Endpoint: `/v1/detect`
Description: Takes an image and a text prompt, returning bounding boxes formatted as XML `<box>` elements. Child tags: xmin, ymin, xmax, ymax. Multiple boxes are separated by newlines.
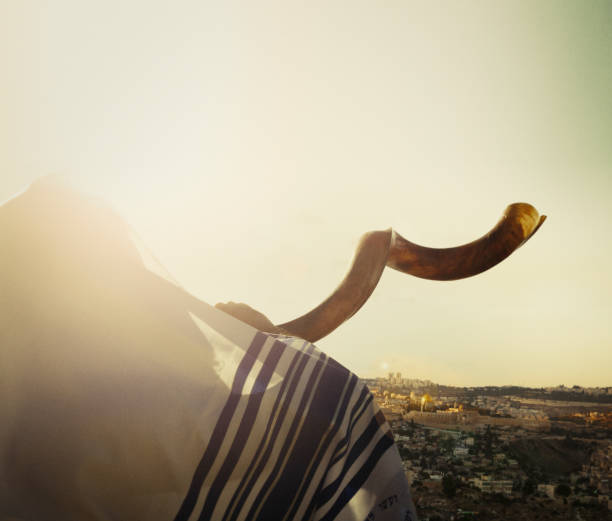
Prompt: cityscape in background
<box><xmin>363</xmin><ymin>373</ymin><xmax>612</xmax><ymax>521</ymax></box>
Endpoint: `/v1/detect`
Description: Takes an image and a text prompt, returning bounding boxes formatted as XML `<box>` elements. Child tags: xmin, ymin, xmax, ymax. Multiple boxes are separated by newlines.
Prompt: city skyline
<box><xmin>2</xmin><ymin>1</ymin><xmax>611</xmax><ymax>387</ymax></box>
<box><xmin>367</xmin><ymin>372</ymin><xmax>612</xmax><ymax>396</ymax></box>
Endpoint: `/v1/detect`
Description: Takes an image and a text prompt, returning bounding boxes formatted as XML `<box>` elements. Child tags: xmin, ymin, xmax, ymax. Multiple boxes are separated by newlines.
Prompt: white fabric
<box><xmin>0</xmin><ymin>179</ymin><xmax>417</xmax><ymax>521</ymax></box>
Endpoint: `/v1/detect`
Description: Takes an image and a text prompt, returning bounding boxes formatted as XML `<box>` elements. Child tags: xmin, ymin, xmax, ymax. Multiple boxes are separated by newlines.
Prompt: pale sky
<box><xmin>2</xmin><ymin>1</ymin><xmax>611</xmax><ymax>387</ymax></box>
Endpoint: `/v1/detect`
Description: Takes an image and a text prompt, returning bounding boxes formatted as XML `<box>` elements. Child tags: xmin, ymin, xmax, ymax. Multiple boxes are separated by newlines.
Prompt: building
<box><xmin>453</xmin><ymin>447</ymin><xmax>469</xmax><ymax>457</ymax></box>
<box><xmin>472</xmin><ymin>475</ymin><xmax>513</xmax><ymax>495</ymax></box>
<box><xmin>537</xmin><ymin>484</ymin><xmax>555</xmax><ymax>499</ymax></box>
<box><xmin>493</xmin><ymin>453</ymin><xmax>506</xmax><ymax>465</ymax></box>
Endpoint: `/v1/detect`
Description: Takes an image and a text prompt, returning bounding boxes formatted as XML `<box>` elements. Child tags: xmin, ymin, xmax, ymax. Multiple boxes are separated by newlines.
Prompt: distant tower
<box><xmin>388</xmin><ymin>372</ymin><xmax>394</xmax><ymax>382</ymax></box>
<box><xmin>396</xmin><ymin>372</ymin><xmax>401</xmax><ymax>383</ymax></box>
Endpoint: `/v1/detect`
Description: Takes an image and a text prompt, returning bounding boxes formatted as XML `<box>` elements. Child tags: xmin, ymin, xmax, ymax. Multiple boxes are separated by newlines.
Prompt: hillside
<box><xmin>508</xmin><ymin>437</ymin><xmax>592</xmax><ymax>475</ymax></box>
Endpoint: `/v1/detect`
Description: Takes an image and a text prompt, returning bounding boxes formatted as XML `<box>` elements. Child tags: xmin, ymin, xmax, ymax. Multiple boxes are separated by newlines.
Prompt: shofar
<box><xmin>272</xmin><ymin>203</ymin><xmax>545</xmax><ymax>342</ymax></box>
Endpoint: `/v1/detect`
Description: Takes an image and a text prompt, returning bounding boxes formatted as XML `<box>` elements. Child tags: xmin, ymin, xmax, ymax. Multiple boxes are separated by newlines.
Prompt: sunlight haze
<box><xmin>2</xmin><ymin>1</ymin><xmax>611</xmax><ymax>387</ymax></box>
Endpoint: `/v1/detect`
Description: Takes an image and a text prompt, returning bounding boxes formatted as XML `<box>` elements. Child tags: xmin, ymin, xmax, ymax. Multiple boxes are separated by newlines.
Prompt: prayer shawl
<box><xmin>0</xmin><ymin>179</ymin><xmax>417</xmax><ymax>521</ymax></box>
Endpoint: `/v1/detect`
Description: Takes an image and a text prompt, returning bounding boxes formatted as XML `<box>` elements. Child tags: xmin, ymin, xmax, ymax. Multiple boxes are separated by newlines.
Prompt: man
<box><xmin>0</xmin><ymin>178</ymin><xmax>417</xmax><ymax>520</ymax></box>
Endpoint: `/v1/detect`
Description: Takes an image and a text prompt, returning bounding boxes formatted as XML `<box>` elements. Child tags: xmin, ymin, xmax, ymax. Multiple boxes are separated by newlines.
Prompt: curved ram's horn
<box><xmin>277</xmin><ymin>203</ymin><xmax>546</xmax><ymax>342</ymax></box>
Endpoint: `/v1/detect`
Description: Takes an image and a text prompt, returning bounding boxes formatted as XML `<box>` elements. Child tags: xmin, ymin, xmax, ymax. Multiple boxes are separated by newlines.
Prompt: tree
<box><xmin>483</xmin><ymin>425</ymin><xmax>493</xmax><ymax>459</ymax></box>
<box><xmin>440</xmin><ymin>435</ymin><xmax>456</xmax><ymax>456</ymax></box>
<box><xmin>523</xmin><ymin>479</ymin><xmax>536</xmax><ymax>496</ymax></box>
<box><xmin>555</xmin><ymin>483</ymin><xmax>571</xmax><ymax>498</ymax></box>
<box><xmin>442</xmin><ymin>474</ymin><xmax>458</xmax><ymax>498</ymax></box>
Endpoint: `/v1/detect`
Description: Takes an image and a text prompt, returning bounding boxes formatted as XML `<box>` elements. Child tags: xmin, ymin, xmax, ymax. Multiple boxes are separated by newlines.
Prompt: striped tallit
<box><xmin>0</xmin><ymin>178</ymin><xmax>417</xmax><ymax>521</ymax></box>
